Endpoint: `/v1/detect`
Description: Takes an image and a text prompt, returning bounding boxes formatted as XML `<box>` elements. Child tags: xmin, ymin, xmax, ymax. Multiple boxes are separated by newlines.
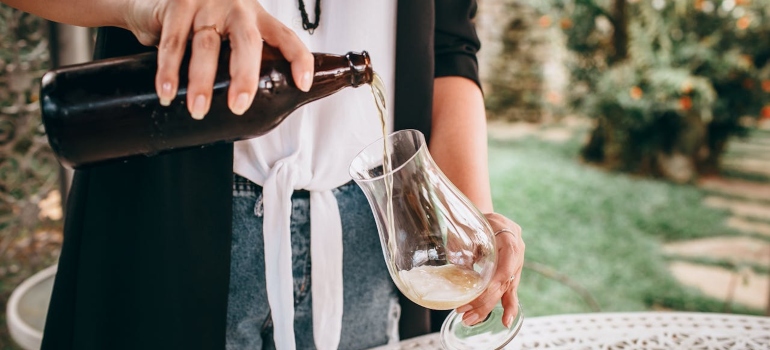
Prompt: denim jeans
<box><xmin>227</xmin><ymin>175</ymin><xmax>399</xmax><ymax>350</ymax></box>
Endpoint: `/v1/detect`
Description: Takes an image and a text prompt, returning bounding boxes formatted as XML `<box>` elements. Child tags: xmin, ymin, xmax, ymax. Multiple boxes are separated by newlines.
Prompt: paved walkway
<box><xmin>667</xmin><ymin>125</ymin><xmax>770</xmax><ymax>312</ymax></box>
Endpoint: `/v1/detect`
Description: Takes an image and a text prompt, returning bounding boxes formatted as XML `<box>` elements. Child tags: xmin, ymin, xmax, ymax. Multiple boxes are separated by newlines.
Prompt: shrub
<box><xmin>530</xmin><ymin>0</ymin><xmax>770</xmax><ymax>182</ymax></box>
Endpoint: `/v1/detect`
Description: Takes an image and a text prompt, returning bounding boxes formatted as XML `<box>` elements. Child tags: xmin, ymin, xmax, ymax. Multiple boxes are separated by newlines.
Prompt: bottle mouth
<box><xmin>347</xmin><ymin>50</ymin><xmax>373</xmax><ymax>87</ymax></box>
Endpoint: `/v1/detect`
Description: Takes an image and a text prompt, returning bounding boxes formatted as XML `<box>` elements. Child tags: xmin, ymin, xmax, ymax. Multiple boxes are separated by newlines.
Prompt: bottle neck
<box><xmin>347</xmin><ymin>51</ymin><xmax>372</xmax><ymax>87</ymax></box>
<box><xmin>233</xmin><ymin>43</ymin><xmax>372</xmax><ymax>88</ymax></box>
<box><xmin>310</xmin><ymin>50</ymin><xmax>372</xmax><ymax>91</ymax></box>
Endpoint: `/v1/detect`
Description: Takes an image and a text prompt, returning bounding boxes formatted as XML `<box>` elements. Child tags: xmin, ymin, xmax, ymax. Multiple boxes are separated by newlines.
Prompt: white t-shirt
<box><xmin>232</xmin><ymin>1</ymin><xmax>396</xmax><ymax>349</ymax></box>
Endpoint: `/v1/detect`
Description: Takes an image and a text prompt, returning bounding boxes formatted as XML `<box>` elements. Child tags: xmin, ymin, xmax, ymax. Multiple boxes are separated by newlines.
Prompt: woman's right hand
<box><xmin>124</xmin><ymin>0</ymin><xmax>314</xmax><ymax>119</ymax></box>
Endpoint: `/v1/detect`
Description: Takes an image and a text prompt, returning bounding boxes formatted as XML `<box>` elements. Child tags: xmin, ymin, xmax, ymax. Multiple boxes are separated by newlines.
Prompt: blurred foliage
<box><xmin>484</xmin><ymin>1</ymin><xmax>551</xmax><ymax>122</ymax></box>
<box><xmin>0</xmin><ymin>4</ymin><xmax>62</xmax><ymax>350</ymax></box>
<box><xmin>525</xmin><ymin>0</ymin><xmax>770</xmax><ymax>182</ymax></box>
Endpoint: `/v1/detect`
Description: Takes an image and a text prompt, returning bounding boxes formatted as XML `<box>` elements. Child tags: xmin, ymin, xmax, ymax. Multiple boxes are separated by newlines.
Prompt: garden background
<box><xmin>1</xmin><ymin>0</ymin><xmax>769</xmax><ymax>348</ymax></box>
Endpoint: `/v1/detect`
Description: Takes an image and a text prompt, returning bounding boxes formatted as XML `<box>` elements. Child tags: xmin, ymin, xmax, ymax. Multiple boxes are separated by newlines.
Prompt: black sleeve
<box><xmin>434</xmin><ymin>0</ymin><xmax>482</xmax><ymax>89</ymax></box>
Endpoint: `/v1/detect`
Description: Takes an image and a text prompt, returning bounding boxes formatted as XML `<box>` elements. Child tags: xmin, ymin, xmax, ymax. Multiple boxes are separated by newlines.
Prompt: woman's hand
<box><xmin>456</xmin><ymin>212</ymin><xmax>524</xmax><ymax>328</ymax></box>
<box><xmin>125</xmin><ymin>0</ymin><xmax>314</xmax><ymax>119</ymax></box>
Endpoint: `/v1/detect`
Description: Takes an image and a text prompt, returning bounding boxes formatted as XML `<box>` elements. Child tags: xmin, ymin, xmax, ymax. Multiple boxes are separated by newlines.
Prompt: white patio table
<box><xmin>370</xmin><ymin>312</ymin><xmax>770</xmax><ymax>349</ymax></box>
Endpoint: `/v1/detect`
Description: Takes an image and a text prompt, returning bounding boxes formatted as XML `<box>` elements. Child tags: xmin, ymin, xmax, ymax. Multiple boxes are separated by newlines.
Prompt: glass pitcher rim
<box><xmin>349</xmin><ymin>129</ymin><xmax>426</xmax><ymax>183</ymax></box>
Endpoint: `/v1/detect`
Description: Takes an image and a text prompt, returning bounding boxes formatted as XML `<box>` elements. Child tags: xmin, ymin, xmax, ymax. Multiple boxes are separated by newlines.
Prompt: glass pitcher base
<box><xmin>440</xmin><ymin>303</ymin><xmax>523</xmax><ymax>350</ymax></box>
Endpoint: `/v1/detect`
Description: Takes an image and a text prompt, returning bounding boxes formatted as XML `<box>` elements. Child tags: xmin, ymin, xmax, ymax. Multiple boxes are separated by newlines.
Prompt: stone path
<box><xmin>667</xmin><ymin>127</ymin><xmax>770</xmax><ymax>313</ymax></box>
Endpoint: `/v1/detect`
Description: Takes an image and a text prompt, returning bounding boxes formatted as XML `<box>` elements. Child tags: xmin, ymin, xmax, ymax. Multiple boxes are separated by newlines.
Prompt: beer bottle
<box><xmin>40</xmin><ymin>43</ymin><xmax>373</xmax><ymax>168</ymax></box>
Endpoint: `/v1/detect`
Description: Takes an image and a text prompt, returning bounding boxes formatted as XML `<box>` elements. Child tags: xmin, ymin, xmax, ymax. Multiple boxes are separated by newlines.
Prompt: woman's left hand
<box><xmin>456</xmin><ymin>212</ymin><xmax>525</xmax><ymax>328</ymax></box>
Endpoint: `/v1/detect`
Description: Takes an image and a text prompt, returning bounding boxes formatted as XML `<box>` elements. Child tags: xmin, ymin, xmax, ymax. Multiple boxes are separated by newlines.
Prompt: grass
<box><xmin>486</xmin><ymin>132</ymin><xmax>766</xmax><ymax>317</ymax></box>
<box><xmin>664</xmin><ymin>254</ymin><xmax>770</xmax><ymax>275</ymax></box>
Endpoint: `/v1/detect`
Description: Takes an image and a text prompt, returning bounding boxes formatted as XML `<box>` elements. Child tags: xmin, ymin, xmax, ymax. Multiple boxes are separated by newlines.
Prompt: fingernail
<box><xmin>191</xmin><ymin>94</ymin><xmax>207</xmax><ymax>120</ymax></box>
<box><xmin>232</xmin><ymin>93</ymin><xmax>250</xmax><ymax>115</ymax></box>
<box><xmin>456</xmin><ymin>305</ymin><xmax>472</xmax><ymax>314</ymax></box>
<box><xmin>463</xmin><ymin>312</ymin><xmax>479</xmax><ymax>326</ymax></box>
<box><xmin>505</xmin><ymin>315</ymin><xmax>513</xmax><ymax>328</ymax></box>
<box><xmin>300</xmin><ymin>72</ymin><xmax>312</xmax><ymax>92</ymax></box>
<box><xmin>160</xmin><ymin>82</ymin><xmax>173</xmax><ymax>106</ymax></box>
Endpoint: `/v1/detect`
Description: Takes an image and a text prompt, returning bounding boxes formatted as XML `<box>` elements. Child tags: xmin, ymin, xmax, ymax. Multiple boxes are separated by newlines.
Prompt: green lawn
<box><xmin>488</xmin><ymin>133</ymin><xmax>764</xmax><ymax>317</ymax></box>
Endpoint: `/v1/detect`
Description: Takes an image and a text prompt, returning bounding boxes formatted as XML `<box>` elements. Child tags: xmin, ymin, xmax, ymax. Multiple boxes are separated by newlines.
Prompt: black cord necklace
<box><xmin>297</xmin><ymin>0</ymin><xmax>321</xmax><ymax>34</ymax></box>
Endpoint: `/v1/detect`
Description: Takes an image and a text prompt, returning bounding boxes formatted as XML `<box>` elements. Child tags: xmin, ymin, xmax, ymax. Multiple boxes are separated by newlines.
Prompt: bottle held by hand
<box><xmin>40</xmin><ymin>43</ymin><xmax>372</xmax><ymax>168</ymax></box>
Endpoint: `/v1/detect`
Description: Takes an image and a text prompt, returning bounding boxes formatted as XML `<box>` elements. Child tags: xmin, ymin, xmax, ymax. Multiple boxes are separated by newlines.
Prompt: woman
<box><xmin>4</xmin><ymin>0</ymin><xmax>525</xmax><ymax>349</ymax></box>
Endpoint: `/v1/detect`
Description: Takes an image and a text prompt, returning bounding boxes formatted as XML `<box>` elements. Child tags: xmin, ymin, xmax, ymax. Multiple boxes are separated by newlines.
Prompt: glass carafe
<box><xmin>349</xmin><ymin>129</ymin><xmax>523</xmax><ymax>349</ymax></box>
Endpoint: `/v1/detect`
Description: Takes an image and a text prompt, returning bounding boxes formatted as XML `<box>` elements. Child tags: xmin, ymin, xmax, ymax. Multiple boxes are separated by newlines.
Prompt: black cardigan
<box><xmin>41</xmin><ymin>1</ymin><xmax>481</xmax><ymax>349</ymax></box>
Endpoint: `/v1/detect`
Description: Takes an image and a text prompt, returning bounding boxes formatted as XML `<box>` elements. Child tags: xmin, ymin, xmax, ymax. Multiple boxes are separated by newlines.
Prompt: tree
<box><xmin>484</xmin><ymin>0</ymin><xmax>552</xmax><ymax>122</ymax></box>
<box><xmin>530</xmin><ymin>0</ymin><xmax>770</xmax><ymax>182</ymax></box>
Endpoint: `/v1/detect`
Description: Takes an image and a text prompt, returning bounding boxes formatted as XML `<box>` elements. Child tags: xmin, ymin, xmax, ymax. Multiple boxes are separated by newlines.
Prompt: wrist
<box><xmin>73</xmin><ymin>0</ymin><xmax>132</xmax><ymax>28</ymax></box>
<box><xmin>484</xmin><ymin>212</ymin><xmax>516</xmax><ymax>228</ymax></box>
<box><xmin>108</xmin><ymin>0</ymin><xmax>131</xmax><ymax>29</ymax></box>
<box><xmin>119</xmin><ymin>0</ymin><xmax>163</xmax><ymax>46</ymax></box>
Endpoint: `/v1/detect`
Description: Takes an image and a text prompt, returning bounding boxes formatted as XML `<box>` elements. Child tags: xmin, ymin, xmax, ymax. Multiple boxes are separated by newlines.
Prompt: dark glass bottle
<box><xmin>40</xmin><ymin>43</ymin><xmax>373</xmax><ymax>168</ymax></box>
